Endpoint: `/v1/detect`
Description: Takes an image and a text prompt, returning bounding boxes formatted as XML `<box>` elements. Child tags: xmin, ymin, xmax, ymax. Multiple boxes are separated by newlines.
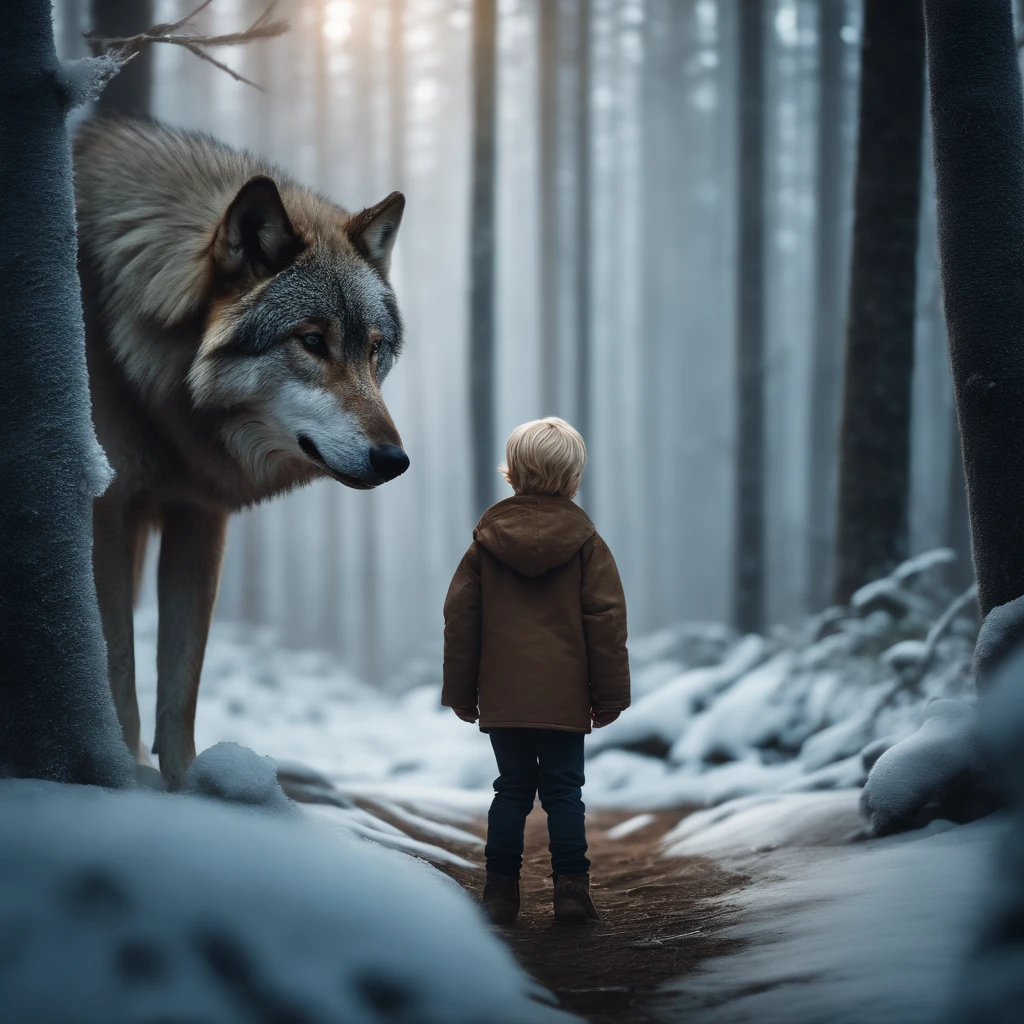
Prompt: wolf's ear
<box><xmin>213</xmin><ymin>176</ymin><xmax>304</xmax><ymax>281</ymax></box>
<box><xmin>347</xmin><ymin>191</ymin><xmax>405</xmax><ymax>278</ymax></box>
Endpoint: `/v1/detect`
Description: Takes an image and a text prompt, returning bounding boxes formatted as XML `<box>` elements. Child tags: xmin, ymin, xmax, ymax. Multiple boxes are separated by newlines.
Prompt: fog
<box><xmin>56</xmin><ymin>0</ymin><xmax>961</xmax><ymax>683</ymax></box>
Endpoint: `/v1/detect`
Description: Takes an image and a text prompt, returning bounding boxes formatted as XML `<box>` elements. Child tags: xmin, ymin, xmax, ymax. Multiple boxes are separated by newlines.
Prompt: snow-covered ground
<box><xmin>0</xmin><ymin>771</ymin><xmax>571</xmax><ymax>1023</ymax></box>
<box><xmin>134</xmin><ymin>549</ymin><xmax>977</xmax><ymax>816</ymax></box>
<box><xmin>656</xmin><ymin>791</ymin><xmax>1005</xmax><ymax>1024</ymax></box>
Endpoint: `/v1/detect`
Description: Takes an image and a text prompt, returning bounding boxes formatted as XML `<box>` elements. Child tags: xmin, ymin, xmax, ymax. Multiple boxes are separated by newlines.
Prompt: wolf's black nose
<box><xmin>369</xmin><ymin>444</ymin><xmax>410</xmax><ymax>482</ymax></box>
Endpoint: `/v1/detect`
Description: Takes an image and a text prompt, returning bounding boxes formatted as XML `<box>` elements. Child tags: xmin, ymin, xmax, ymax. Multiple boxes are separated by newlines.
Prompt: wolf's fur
<box><xmin>75</xmin><ymin>118</ymin><xmax>409</xmax><ymax>787</ymax></box>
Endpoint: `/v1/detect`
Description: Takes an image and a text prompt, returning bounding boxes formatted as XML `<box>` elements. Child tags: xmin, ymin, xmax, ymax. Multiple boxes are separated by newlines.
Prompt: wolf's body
<box><xmin>75</xmin><ymin>118</ymin><xmax>409</xmax><ymax>787</ymax></box>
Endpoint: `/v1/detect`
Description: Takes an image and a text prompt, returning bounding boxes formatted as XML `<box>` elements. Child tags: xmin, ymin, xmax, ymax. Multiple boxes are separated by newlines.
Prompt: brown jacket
<box><xmin>442</xmin><ymin>495</ymin><xmax>630</xmax><ymax>733</ymax></box>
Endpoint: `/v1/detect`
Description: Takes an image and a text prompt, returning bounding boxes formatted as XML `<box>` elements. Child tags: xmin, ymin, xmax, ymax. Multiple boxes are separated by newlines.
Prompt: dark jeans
<box><xmin>485</xmin><ymin>728</ymin><xmax>590</xmax><ymax>879</ymax></box>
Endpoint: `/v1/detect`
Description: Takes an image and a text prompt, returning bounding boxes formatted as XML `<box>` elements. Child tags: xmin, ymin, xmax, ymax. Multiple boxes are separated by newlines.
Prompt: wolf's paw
<box><xmin>157</xmin><ymin>743</ymin><xmax>196</xmax><ymax>793</ymax></box>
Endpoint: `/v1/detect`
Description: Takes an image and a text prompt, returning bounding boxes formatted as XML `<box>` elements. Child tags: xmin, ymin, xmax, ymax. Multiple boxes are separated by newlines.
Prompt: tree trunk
<box><xmin>0</xmin><ymin>1</ymin><xmax>135</xmax><ymax>786</ymax></box>
<box><xmin>574</xmin><ymin>0</ymin><xmax>592</xmax><ymax>493</ymax></box>
<box><xmin>806</xmin><ymin>0</ymin><xmax>845</xmax><ymax>611</ymax></box>
<box><xmin>538</xmin><ymin>0</ymin><xmax>559</xmax><ymax>418</ymax></box>
<box><xmin>732</xmin><ymin>1</ymin><xmax>766</xmax><ymax>634</ymax></box>
<box><xmin>832</xmin><ymin>0</ymin><xmax>924</xmax><ymax>604</ymax></box>
<box><xmin>469</xmin><ymin>0</ymin><xmax>498</xmax><ymax>515</ymax></box>
<box><xmin>923</xmin><ymin>0</ymin><xmax>1024</xmax><ymax>620</ymax></box>
<box><xmin>90</xmin><ymin>0</ymin><xmax>154</xmax><ymax>117</ymax></box>
<box><xmin>946</xmin><ymin>414</ymin><xmax>974</xmax><ymax>589</ymax></box>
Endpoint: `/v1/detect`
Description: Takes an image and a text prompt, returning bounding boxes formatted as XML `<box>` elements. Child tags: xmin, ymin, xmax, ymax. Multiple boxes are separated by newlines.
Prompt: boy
<box><xmin>442</xmin><ymin>417</ymin><xmax>630</xmax><ymax>926</ymax></box>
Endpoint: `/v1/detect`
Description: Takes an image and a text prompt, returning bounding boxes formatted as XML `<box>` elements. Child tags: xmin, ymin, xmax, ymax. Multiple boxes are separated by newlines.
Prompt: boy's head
<box><xmin>499</xmin><ymin>417</ymin><xmax>586</xmax><ymax>500</ymax></box>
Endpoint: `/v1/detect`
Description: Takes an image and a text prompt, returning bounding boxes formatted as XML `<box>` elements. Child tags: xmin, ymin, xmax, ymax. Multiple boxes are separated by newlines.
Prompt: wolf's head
<box><xmin>188</xmin><ymin>176</ymin><xmax>409</xmax><ymax>492</ymax></box>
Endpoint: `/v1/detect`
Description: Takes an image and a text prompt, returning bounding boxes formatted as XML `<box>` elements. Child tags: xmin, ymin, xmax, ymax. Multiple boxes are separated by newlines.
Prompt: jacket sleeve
<box><xmin>581</xmin><ymin>533</ymin><xmax>631</xmax><ymax>712</ymax></box>
<box><xmin>441</xmin><ymin>541</ymin><xmax>483</xmax><ymax>709</ymax></box>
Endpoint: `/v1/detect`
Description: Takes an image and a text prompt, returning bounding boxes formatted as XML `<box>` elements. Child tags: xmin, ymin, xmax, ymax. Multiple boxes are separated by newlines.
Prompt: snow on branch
<box><xmin>85</xmin><ymin>0</ymin><xmax>288</xmax><ymax>91</ymax></box>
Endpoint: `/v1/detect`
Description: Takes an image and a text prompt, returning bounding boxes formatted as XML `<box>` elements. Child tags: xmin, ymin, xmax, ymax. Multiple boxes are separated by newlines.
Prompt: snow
<box><xmin>859</xmin><ymin>698</ymin><xmax>997</xmax><ymax>836</ymax></box>
<box><xmin>130</xmin><ymin>549</ymin><xmax>976</xmax><ymax>816</ymax></box>
<box><xmin>972</xmin><ymin>591</ymin><xmax>1024</xmax><ymax>682</ymax></box>
<box><xmin>605</xmin><ymin>813</ymin><xmax>657</xmax><ymax>839</ymax></box>
<box><xmin>184</xmin><ymin>741</ymin><xmax>299</xmax><ymax>817</ymax></box>
<box><xmin>0</xmin><ymin>777</ymin><xmax>570</xmax><ymax>1024</ymax></box>
<box><xmin>950</xmin><ymin>640</ymin><xmax>1024</xmax><ymax>1020</ymax></box>
<box><xmin>659</xmin><ymin>789</ymin><xmax>1005</xmax><ymax>1024</ymax></box>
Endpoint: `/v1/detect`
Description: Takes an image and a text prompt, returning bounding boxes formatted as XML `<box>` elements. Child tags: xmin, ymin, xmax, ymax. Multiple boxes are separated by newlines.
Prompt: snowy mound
<box><xmin>0</xmin><ymin>779</ymin><xmax>568</xmax><ymax>1023</ymax></box>
<box><xmin>953</xmin><ymin>641</ymin><xmax>1024</xmax><ymax>1020</ymax></box>
<box><xmin>859</xmin><ymin>699</ymin><xmax>997</xmax><ymax>836</ymax></box>
<box><xmin>184</xmin><ymin>741</ymin><xmax>298</xmax><ymax>816</ymax></box>
<box><xmin>972</xmin><ymin>592</ymin><xmax>1024</xmax><ymax>685</ymax></box>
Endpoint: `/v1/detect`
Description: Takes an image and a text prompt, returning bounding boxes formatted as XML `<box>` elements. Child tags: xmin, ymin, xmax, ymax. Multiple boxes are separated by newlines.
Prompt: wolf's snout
<box><xmin>369</xmin><ymin>444</ymin><xmax>410</xmax><ymax>482</ymax></box>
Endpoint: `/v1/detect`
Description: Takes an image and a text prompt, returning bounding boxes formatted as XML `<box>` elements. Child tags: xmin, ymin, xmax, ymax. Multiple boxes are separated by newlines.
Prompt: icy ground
<box><xmin>134</xmin><ymin>548</ymin><xmax>978</xmax><ymax>816</ymax></box>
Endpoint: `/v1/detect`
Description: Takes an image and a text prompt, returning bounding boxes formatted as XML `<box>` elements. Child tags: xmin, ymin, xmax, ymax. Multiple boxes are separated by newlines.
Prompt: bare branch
<box><xmin>86</xmin><ymin>0</ymin><xmax>287</xmax><ymax>91</ymax></box>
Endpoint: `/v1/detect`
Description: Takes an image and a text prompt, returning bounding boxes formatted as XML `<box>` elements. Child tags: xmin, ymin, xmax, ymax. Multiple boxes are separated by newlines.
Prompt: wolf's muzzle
<box><xmin>369</xmin><ymin>444</ymin><xmax>410</xmax><ymax>483</ymax></box>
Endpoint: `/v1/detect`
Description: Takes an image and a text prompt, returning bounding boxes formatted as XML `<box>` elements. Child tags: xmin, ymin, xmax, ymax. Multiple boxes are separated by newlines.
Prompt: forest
<box><xmin>2</xmin><ymin>0</ymin><xmax>1024</xmax><ymax>1022</ymax></box>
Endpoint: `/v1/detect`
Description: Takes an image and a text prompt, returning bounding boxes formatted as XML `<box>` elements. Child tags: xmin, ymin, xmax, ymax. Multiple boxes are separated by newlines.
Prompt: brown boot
<box><xmin>553</xmin><ymin>873</ymin><xmax>600</xmax><ymax>925</ymax></box>
<box><xmin>482</xmin><ymin>873</ymin><xmax>520</xmax><ymax>926</ymax></box>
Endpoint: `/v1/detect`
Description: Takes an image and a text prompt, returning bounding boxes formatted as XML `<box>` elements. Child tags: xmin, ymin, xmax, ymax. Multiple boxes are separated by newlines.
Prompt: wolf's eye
<box><xmin>300</xmin><ymin>332</ymin><xmax>326</xmax><ymax>355</ymax></box>
<box><xmin>370</xmin><ymin>339</ymin><xmax>381</xmax><ymax>358</ymax></box>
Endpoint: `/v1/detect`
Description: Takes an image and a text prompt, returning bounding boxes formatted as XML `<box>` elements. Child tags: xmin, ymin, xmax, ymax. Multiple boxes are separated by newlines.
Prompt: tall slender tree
<box><xmin>469</xmin><ymin>0</ymin><xmax>498</xmax><ymax>515</ymax></box>
<box><xmin>732</xmin><ymin>1</ymin><xmax>766</xmax><ymax>633</ymax></box>
<box><xmin>90</xmin><ymin>0</ymin><xmax>154</xmax><ymax>117</ymax></box>
<box><xmin>574</xmin><ymin>0</ymin><xmax>592</xmax><ymax>463</ymax></box>
<box><xmin>0</xmin><ymin>1</ymin><xmax>135</xmax><ymax>786</ymax></box>
<box><xmin>538</xmin><ymin>0</ymin><xmax>560</xmax><ymax>418</ymax></box>
<box><xmin>924</xmin><ymin>0</ymin><xmax>1024</xmax><ymax>623</ymax></box>
<box><xmin>806</xmin><ymin>0</ymin><xmax>846</xmax><ymax>611</ymax></box>
<box><xmin>832</xmin><ymin>0</ymin><xmax>925</xmax><ymax>604</ymax></box>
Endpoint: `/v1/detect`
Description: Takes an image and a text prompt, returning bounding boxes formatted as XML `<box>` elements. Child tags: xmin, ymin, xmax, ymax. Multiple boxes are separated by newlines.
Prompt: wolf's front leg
<box><xmin>93</xmin><ymin>493</ymin><xmax>148</xmax><ymax>762</ymax></box>
<box><xmin>153</xmin><ymin>502</ymin><xmax>228</xmax><ymax>789</ymax></box>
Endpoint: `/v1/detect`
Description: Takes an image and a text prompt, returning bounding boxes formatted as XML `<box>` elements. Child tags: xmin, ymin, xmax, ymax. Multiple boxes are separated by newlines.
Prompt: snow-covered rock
<box><xmin>184</xmin><ymin>741</ymin><xmax>298</xmax><ymax>816</ymax></box>
<box><xmin>859</xmin><ymin>699</ymin><xmax>998</xmax><ymax>836</ymax></box>
<box><xmin>0</xmin><ymin>779</ymin><xmax>570</xmax><ymax>1023</ymax></box>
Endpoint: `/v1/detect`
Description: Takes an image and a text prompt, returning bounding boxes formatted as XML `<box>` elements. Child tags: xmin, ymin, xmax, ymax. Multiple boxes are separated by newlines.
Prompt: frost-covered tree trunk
<box><xmin>924</xmin><ymin>0</ymin><xmax>1024</xmax><ymax>620</ymax></box>
<box><xmin>469</xmin><ymin>0</ymin><xmax>498</xmax><ymax>515</ymax></box>
<box><xmin>90</xmin><ymin>0</ymin><xmax>153</xmax><ymax>117</ymax></box>
<box><xmin>806</xmin><ymin>0</ymin><xmax>846</xmax><ymax>611</ymax></box>
<box><xmin>0</xmin><ymin>1</ymin><xmax>135</xmax><ymax>786</ymax></box>
<box><xmin>832</xmin><ymin>0</ymin><xmax>924</xmax><ymax>604</ymax></box>
<box><xmin>733</xmin><ymin>1</ymin><xmax>766</xmax><ymax>634</ymax></box>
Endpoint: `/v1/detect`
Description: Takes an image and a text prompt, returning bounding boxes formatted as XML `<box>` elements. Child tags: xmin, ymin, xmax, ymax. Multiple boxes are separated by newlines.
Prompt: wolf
<box><xmin>74</xmin><ymin>118</ymin><xmax>409</xmax><ymax>788</ymax></box>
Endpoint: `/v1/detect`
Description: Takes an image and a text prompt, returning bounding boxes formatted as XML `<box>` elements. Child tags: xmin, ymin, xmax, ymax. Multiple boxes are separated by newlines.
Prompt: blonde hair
<box><xmin>498</xmin><ymin>417</ymin><xmax>587</xmax><ymax>499</ymax></box>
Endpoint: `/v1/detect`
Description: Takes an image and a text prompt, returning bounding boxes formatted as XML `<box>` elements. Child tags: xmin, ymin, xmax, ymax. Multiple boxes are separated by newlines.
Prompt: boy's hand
<box><xmin>453</xmin><ymin>706</ymin><xmax>479</xmax><ymax>724</ymax></box>
<box><xmin>592</xmin><ymin>709</ymin><xmax>620</xmax><ymax>728</ymax></box>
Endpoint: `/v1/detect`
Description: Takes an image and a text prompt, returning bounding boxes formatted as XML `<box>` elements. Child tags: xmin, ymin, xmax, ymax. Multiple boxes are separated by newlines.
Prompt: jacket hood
<box><xmin>474</xmin><ymin>495</ymin><xmax>596</xmax><ymax>577</ymax></box>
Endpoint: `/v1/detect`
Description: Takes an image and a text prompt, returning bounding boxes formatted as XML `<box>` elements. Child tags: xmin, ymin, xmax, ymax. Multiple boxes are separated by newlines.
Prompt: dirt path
<box><xmin>364</xmin><ymin>801</ymin><xmax>744</xmax><ymax>1022</ymax></box>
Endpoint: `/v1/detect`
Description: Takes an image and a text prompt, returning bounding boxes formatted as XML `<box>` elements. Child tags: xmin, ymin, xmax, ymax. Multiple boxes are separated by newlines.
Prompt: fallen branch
<box><xmin>85</xmin><ymin>0</ymin><xmax>287</xmax><ymax>90</ymax></box>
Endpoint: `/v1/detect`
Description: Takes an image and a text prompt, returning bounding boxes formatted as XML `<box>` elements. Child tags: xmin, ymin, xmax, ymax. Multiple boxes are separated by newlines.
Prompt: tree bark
<box><xmin>0</xmin><ymin>1</ymin><xmax>135</xmax><ymax>785</ymax></box>
<box><xmin>923</xmin><ymin>0</ymin><xmax>1024</xmax><ymax>620</ymax></box>
<box><xmin>732</xmin><ymin>1</ymin><xmax>766</xmax><ymax>634</ymax></box>
<box><xmin>806</xmin><ymin>0</ymin><xmax>845</xmax><ymax>611</ymax></box>
<box><xmin>469</xmin><ymin>0</ymin><xmax>498</xmax><ymax>516</ymax></box>
<box><xmin>832</xmin><ymin>0</ymin><xmax>924</xmax><ymax>604</ymax></box>
<box><xmin>90</xmin><ymin>0</ymin><xmax>154</xmax><ymax>117</ymax></box>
